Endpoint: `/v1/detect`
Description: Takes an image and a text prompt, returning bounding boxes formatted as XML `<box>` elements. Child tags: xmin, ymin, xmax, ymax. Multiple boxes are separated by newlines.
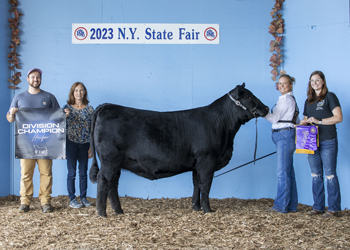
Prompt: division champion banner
<box><xmin>295</xmin><ymin>125</ymin><xmax>319</xmax><ymax>154</ymax></box>
<box><xmin>15</xmin><ymin>108</ymin><xmax>66</xmax><ymax>159</ymax></box>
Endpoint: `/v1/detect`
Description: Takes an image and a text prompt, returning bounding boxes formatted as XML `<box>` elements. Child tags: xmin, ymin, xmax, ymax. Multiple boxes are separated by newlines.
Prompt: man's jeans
<box><xmin>271</xmin><ymin>129</ymin><xmax>298</xmax><ymax>213</ymax></box>
<box><xmin>307</xmin><ymin>137</ymin><xmax>341</xmax><ymax>212</ymax></box>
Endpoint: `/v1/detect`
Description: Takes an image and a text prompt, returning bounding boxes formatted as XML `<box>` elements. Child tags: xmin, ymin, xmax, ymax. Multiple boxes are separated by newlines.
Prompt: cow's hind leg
<box><xmin>96</xmin><ymin>173</ymin><xmax>109</xmax><ymax>217</ymax></box>
<box><xmin>108</xmin><ymin>169</ymin><xmax>124</xmax><ymax>215</ymax></box>
<box><xmin>192</xmin><ymin>170</ymin><xmax>201</xmax><ymax>211</ymax></box>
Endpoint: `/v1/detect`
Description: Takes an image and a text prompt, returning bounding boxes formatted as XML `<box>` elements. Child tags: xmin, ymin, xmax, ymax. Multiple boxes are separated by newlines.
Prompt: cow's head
<box><xmin>228</xmin><ymin>83</ymin><xmax>269</xmax><ymax>119</ymax></box>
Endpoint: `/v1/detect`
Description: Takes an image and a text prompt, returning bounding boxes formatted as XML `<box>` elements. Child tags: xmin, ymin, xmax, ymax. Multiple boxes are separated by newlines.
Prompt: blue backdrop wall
<box><xmin>2</xmin><ymin>0</ymin><xmax>350</xmax><ymax>210</ymax></box>
<box><xmin>0</xmin><ymin>2</ymin><xmax>11</xmax><ymax>197</ymax></box>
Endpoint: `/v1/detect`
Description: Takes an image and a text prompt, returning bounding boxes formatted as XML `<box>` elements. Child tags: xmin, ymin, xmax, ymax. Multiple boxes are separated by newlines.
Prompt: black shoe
<box><xmin>266</xmin><ymin>208</ymin><xmax>280</xmax><ymax>213</ymax></box>
<box><xmin>322</xmin><ymin>211</ymin><xmax>340</xmax><ymax>218</ymax></box>
<box><xmin>42</xmin><ymin>204</ymin><xmax>53</xmax><ymax>213</ymax></box>
<box><xmin>18</xmin><ymin>204</ymin><xmax>29</xmax><ymax>213</ymax></box>
<box><xmin>307</xmin><ymin>210</ymin><xmax>324</xmax><ymax>215</ymax></box>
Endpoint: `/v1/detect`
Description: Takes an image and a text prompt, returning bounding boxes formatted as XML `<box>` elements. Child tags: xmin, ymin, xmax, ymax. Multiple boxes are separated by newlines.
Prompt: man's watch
<box><xmin>319</xmin><ymin>119</ymin><xmax>322</xmax><ymax>125</ymax></box>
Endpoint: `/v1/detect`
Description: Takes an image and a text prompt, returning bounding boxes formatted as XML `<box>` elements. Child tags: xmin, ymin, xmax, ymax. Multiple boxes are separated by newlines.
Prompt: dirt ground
<box><xmin>0</xmin><ymin>195</ymin><xmax>349</xmax><ymax>250</ymax></box>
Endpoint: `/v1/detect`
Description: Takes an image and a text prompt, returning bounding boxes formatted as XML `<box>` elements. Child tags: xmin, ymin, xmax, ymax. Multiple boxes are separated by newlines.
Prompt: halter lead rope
<box><xmin>227</xmin><ymin>92</ymin><xmax>260</xmax><ymax>164</ymax></box>
<box><xmin>214</xmin><ymin>151</ymin><xmax>276</xmax><ymax>178</ymax></box>
<box><xmin>254</xmin><ymin>118</ymin><xmax>258</xmax><ymax>164</ymax></box>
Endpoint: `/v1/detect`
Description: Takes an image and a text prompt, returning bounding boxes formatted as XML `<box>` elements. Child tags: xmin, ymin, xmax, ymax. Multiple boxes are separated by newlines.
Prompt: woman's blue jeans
<box><xmin>307</xmin><ymin>137</ymin><xmax>341</xmax><ymax>212</ymax></box>
<box><xmin>66</xmin><ymin>139</ymin><xmax>90</xmax><ymax>201</ymax></box>
<box><xmin>271</xmin><ymin>129</ymin><xmax>298</xmax><ymax>213</ymax></box>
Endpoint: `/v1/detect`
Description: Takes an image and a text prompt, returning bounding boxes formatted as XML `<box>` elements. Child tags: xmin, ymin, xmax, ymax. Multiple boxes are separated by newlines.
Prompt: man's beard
<box><xmin>29</xmin><ymin>82</ymin><xmax>41</xmax><ymax>88</ymax></box>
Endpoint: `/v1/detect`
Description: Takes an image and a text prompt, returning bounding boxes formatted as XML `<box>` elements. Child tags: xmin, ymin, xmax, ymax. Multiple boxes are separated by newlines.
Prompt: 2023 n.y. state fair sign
<box><xmin>72</xmin><ymin>23</ymin><xmax>219</xmax><ymax>44</ymax></box>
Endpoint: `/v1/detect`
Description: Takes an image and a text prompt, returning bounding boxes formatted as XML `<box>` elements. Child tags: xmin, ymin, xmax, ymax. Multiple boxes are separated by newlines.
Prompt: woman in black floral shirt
<box><xmin>64</xmin><ymin>82</ymin><xmax>94</xmax><ymax>209</ymax></box>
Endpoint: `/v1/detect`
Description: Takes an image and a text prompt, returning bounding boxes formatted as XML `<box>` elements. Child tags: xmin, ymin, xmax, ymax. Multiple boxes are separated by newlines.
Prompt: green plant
<box><xmin>8</xmin><ymin>0</ymin><xmax>23</xmax><ymax>90</ymax></box>
<box><xmin>269</xmin><ymin>0</ymin><xmax>285</xmax><ymax>82</ymax></box>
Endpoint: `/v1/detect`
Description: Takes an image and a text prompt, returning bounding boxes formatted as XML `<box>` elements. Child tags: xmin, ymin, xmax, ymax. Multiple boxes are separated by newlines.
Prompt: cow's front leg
<box><xmin>197</xmin><ymin>167</ymin><xmax>214</xmax><ymax>213</ymax></box>
<box><xmin>108</xmin><ymin>169</ymin><xmax>123</xmax><ymax>215</ymax></box>
<box><xmin>96</xmin><ymin>173</ymin><xmax>109</xmax><ymax>217</ymax></box>
<box><xmin>192</xmin><ymin>170</ymin><xmax>201</xmax><ymax>211</ymax></box>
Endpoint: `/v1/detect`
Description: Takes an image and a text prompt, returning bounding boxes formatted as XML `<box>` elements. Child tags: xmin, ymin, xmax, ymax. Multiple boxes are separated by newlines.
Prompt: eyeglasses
<box><xmin>309</xmin><ymin>79</ymin><xmax>322</xmax><ymax>84</ymax></box>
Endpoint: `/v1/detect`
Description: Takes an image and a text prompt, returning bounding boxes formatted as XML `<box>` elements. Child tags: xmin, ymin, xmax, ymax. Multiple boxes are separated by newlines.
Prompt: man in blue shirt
<box><xmin>7</xmin><ymin>68</ymin><xmax>69</xmax><ymax>213</ymax></box>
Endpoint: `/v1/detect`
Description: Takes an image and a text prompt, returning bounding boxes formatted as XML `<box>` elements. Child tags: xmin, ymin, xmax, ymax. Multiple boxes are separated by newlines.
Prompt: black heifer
<box><xmin>89</xmin><ymin>83</ymin><xmax>269</xmax><ymax>217</ymax></box>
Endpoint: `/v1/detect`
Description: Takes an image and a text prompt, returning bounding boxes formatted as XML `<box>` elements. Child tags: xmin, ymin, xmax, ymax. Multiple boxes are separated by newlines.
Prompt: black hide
<box><xmin>89</xmin><ymin>83</ymin><xmax>269</xmax><ymax>217</ymax></box>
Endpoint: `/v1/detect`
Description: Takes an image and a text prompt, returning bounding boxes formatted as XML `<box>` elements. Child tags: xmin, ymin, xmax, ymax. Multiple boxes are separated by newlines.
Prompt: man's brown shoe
<box><xmin>42</xmin><ymin>204</ymin><xmax>53</xmax><ymax>213</ymax></box>
<box><xmin>18</xmin><ymin>204</ymin><xmax>29</xmax><ymax>213</ymax></box>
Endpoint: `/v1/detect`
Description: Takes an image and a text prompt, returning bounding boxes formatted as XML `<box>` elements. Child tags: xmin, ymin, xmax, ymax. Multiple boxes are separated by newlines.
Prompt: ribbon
<box><xmin>295</xmin><ymin>125</ymin><xmax>318</xmax><ymax>154</ymax></box>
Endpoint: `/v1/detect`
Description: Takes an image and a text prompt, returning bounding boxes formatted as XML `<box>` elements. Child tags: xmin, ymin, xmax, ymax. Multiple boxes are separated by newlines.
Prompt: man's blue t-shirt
<box><xmin>9</xmin><ymin>90</ymin><xmax>60</xmax><ymax>110</ymax></box>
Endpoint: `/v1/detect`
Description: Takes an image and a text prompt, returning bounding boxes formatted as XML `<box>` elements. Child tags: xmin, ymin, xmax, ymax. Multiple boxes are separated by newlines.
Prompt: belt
<box><xmin>272</xmin><ymin>127</ymin><xmax>294</xmax><ymax>133</ymax></box>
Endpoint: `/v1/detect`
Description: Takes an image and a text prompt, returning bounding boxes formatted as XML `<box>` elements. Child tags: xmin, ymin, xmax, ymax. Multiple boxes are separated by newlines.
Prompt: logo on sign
<box><xmin>74</xmin><ymin>27</ymin><xmax>88</xmax><ymax>40</ymax></box>
<box><xmin>34</xmin><ymin>145</ymin><xmax>48</xmax><ymax>156</ymax></box>
<box><xmin>204</xmin><ymin>27</ymin><xmax>218</xmax><ymax>41</ymax></box>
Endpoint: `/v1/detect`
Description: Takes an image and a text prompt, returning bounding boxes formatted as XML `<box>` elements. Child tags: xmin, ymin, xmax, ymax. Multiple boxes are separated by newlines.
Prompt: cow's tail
<box><xmin>89</xmin><ymin>105</ymin><xmax>104</xmax><ymax>184</ymax></box>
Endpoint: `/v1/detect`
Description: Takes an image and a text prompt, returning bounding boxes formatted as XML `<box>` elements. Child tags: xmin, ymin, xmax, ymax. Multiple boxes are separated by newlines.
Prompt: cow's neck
<box><xmin>209</xmin><ymin>96</ymin><xmax>243</xmax><ymax>132</ymax></box>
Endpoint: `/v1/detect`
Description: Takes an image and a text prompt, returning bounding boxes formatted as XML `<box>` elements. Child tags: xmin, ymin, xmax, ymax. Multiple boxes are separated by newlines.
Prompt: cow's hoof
<box><xmin>114</xmin><ymin>209</ymin><xmax>124</xmax><ymax>215</ymax></box>
<box><xmin>192</xmin><ymin>205</ymin><xmax>201</xmax><ymax>211</ymax></box>
<box><xmin>97</xmin><ymin>211</ymin><xmax>107</xmax><ymax>218</ymax></box>
<box><xmin>203</xmin><ymin>209</ymin><xmax>214</xmax><ymax>214</ymax></box>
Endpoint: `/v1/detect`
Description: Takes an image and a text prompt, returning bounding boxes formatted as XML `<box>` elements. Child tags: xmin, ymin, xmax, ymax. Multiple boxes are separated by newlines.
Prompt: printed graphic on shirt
<box><xmin>316</xmin><ymin>100</ymin><xmax>325</xmax><ymax>110</ymax></box>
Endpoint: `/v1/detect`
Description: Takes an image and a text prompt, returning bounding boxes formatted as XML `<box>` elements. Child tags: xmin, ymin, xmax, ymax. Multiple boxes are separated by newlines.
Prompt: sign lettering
<box><xmin>72</xmin><ymin>23</ymin><xmax>219</xmax><ymax>44</ymax></box>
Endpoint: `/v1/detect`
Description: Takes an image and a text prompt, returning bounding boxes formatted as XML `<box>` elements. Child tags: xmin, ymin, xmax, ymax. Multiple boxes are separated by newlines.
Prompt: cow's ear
<box><xmin>241</xmin><ymin>82</ymin><xmax>245</xmax><ymax>88</ymax></box>
<box><xmin>231</xmin><ymin>85</ymin><xmax>240</xmax><ymax>98</ymax></box>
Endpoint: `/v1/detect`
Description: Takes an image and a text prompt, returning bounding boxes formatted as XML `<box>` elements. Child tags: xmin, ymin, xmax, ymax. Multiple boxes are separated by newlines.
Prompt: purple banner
<box><xmin>296</xmin><ymin>125</ymin><xmax>318</xmax><ymax>152</ymax></box>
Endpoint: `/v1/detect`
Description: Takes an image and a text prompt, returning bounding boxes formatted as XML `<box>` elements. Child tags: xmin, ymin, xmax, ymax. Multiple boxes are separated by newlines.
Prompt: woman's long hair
<box><xmin>67</xmin><ymin>82</ymin><xmax>90</xmax><ymax>105</ymax></box>
<box><xmin>307</xmin><ymin>70</ymin><xmax>328</xmax><ymax>104</ymax></box>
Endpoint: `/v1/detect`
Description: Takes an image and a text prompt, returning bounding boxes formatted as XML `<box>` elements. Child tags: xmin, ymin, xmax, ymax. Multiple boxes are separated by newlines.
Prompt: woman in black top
<box><xmin>301</xmin><ymin>70</ymin><xmax>343</xmax><ymax>218</ymax></box>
